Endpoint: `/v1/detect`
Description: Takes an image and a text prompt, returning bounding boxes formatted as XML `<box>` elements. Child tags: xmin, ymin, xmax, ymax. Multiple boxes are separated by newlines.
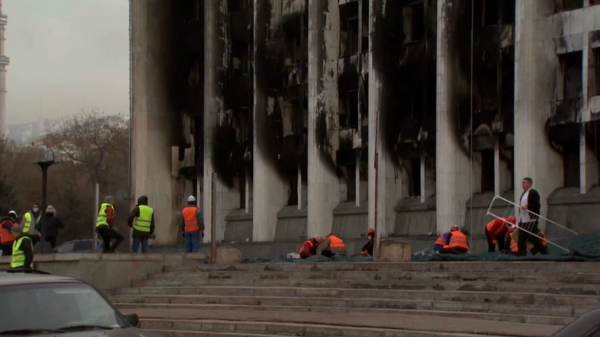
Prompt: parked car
<box><xmin>54</xmin><ymin>239</ymin><xmax>103</xmax><ymax>254</ymax></box>
<box><xmin>552</xmin><ymin>309</ymin><xmax>600</xmax><ymax>336</ymax></box>
<box><xmin>0</xmin><ymin>270</ymin><xmax>161</xmax><ymax>336</ymax></box>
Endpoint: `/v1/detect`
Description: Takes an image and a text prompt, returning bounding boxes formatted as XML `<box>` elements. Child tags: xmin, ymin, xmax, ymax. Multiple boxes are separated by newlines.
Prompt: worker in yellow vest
<box><xmin>19</xmin><ymin>203</ymin><xmax>41</xmax><ymax>245</ymax></box>
<box><xmin>10</xmin><ymin>227</ymin><xmax>33</xmax><ymax>270</ymax></box>
<box><xmin>96</xmin><ymin>195</ymin><xmax>124</xmax><ymax>253</ymax></box>
<box><xmin>127</xmin><ymin>195</ymin><xmax>155</xmax><ymax>254</ymax></box>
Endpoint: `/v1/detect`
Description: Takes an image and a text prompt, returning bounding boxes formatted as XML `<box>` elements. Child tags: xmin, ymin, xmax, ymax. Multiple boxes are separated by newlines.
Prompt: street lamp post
<box><xmin>35</xmin><ymin>151</ymin><xmax>55</xmax><ymax>244</ymax></box>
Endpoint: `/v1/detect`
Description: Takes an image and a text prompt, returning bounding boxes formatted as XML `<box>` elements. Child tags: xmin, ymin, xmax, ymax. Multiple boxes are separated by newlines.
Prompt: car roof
<box><xmin>0</xmin><ymin>271</ymin><xmax>82</xmax><ymax>286</ymax></box>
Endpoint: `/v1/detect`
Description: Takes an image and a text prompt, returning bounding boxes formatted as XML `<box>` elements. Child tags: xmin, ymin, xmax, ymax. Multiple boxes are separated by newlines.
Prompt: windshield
<box><xmin>0</xmin><ymin>282</ymin><xmax>128</xmax><ymax>332</ymax></box>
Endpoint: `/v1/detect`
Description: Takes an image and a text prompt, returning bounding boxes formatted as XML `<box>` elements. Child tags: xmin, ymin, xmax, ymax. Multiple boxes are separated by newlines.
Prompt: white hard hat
<box><xmin>8</xmin><ymin>210</ymin><xmax>17</xmax><ymax>217</ymax></box>
<box><xmin>187</xmin><ymin>195</ymin><xmax>196</xmax><ymax>203</ymax></box>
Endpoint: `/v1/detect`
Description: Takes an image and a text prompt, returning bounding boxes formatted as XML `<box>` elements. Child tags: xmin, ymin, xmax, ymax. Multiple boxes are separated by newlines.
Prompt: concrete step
<box><xmin>121</xmin><ymin>308</ymin><xmax>562</xmax><ymax>337</ymax></box>
<box><xmin>163</xmin><ymin>262</ymin><xmax>600</xmax><ymax>274</ymax></box>
<box><xmin>147</xmin><ymin>270</ymin><xmax>600</xmax><ymax>286</ymax></box>
<box><xmin>111</xmin><ymin>294</ymin><xmax>596</xmax><ymax>317</ymax></box>
<box><xmin>131</xmin><ymin>278</ymin><xmax>600</xmax><ymax>295</ymax></box>
<box><xmin>114</xmin><ymin>302</ymin><xmax>574</xmax><ymax>325</ymax></box>
<box><xmin>146</xmin><ymin>329</ymin><xmax>297</xmax><ymax>337</ymax></box>
<box><xmin>114</xmin><ymin>285</ymin><xmax>600</xmax><ymax>306</ymax></box>
<box><xmin>140</xmin><ymin>319</ymin><xmax>505</xmax><ymax>337</ymax></box>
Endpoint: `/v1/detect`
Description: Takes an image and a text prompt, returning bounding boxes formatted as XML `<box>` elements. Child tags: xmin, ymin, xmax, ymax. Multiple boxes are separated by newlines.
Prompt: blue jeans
<box><xmin>184</xmin><ymin>231</ymin><xmax>201</xmax><ymax>253</ymax></box>
<box><xmin>132</xmin><ymin>237</ymin><xmax>148</xmax><ymax>254</ymax></box>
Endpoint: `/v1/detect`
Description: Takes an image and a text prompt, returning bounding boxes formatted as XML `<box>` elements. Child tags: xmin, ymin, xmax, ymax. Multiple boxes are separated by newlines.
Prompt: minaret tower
<box><xmin>0</xmin><ymin>0</ymin><xmax>9</xmax><ymax>137</ymax></box>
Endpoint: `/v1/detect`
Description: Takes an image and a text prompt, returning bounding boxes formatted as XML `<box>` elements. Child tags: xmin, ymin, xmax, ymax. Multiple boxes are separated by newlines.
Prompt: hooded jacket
<box><xmin>127</xmin><ymin>196</ymin><xmax>155</xmax><ymax>238</ymax></box>
<box><xmin>43</xmin><ymin>212</ymin><xmax>65</xmax><ymax>238</ymax></box>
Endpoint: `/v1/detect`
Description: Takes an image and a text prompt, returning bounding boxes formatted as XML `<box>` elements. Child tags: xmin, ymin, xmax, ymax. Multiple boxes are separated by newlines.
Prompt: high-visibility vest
<box><xmin>22</xmin><ymin>212</ymin><xmax>40</xmax><ymax>235</ymax></box>
<box><xmin>11</xmin><ymin>236</ymin><xmax>33</xmax><ymax>269</ymax></box>
<box><xmin>96</xmin><ymin>203</ymin><xmax>114</xmax><ymax>229</ymax></box>
<box><xmin>434</xmin><ymin>236</ymin><xmax>446</xmax><ymax>246</ymax></box>
<box><xmin>510</xmin><ymin>231</ymin><xmax>547</xmax><ymax>254</ymax></box>
<box><xmin>133</xmin><ymin>205</ymin><xmax>153</xmax><ymax>233</ymax></box>
<box><xmin>299</xmin><ymin>240</ymin><xmax>314</xmax><ymax>256</ymax></box>
<box><xmin>182</xmin><ymin>206</ymin><xmax>200</xmax><ymax>233</ymax></box>
<box><xmin>443</xmin><ymin>231</ymin><xmax>469</xmax><ymax>250</ymax></box>
<box><xmin>329</xmin><ymin>236</ymin><xmax>345</xmax><ymax>249</ymax></box>
<box><xmin>510</xmin><ymin>232</ymin><xmax>519</xmax><ymax>254</ymax></box>
<box><xmin>0</xmin><ymin>220</ymin><xmax>15</xmax><ymax>244</ymax></box>
<box><xmin>486</xmin><ymin>218</ymin><xmax>506</xmax><ymax>236</ymax></box>
<box><xmin>539</xmin><ymin>232</ymin><xmax>548</xmax><ymax>247</ymax></box>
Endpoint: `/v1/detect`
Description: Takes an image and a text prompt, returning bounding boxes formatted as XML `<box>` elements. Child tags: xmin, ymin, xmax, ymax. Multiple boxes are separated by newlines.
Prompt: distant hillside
<box><xmin>6</xmin><ymin>115</ymin><xmax>128</xmax><ymax>145</ymax></box>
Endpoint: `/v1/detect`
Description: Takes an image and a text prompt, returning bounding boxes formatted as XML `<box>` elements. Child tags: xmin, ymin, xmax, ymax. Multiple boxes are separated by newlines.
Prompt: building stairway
<box><xmin>111</xmin><ymin>262</ymin><xmax>600</xmax><ymax>336</ymax></box>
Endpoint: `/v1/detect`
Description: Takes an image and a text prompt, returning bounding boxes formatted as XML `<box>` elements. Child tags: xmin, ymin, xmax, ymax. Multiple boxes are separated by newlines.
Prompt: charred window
<box><xmin>403</xmin><ymin>2</ymin><xmax>425</xmax><ymax>43</ymax></box>
<box><xmin>228</xmin><ymin>0</ymin><xmax>252</xmax><ymax>12</ymax></box>
<box><xmin>481</xmin><ymin>150</ymin><xmax>495</xmax><ymax>192</ymax></box>
<box><xmin>594</xmin><ymin>48</ymin><xmax>600</xmax><ymax>96</ymax></box>
<box><xmin>347</xmin><ymin>165</ymin><xmax>357</xmax><ymax>201</ymax></box>
<box><xmin>556</xmin><ymin>0</ymin><xmax>584</xmax><ymax>11</ymax></box>
<box><xmin>340</xmin><ymin>90</ymin><xmax>359</xmax><ymax>128</ymax></box>
<box><xmin>239</xmin><ymin>175</ymin><xmax>246</xmax><ymax>209</ymax></box>
<box><xmin>340</xmin><ymin>2</ymin><xmax>359</xmax><ymax>57</ymax></box>
<box><xmin>483</xmin><ymin>0</ymin><xmax>498</xmax><ymax>26</ymax></box>
<box><xmin>409</xmin><ymin>158</ymin><xmax>421</xmax><ymax>197</ymax></box>
<box><xmin>232</xmin><ymin>42</ymin><xmax>250</xmax><ymax>76</ymax></box>
<box><xmin>235</xmin><ymin>107</ymin><xmax>250</xmax><ymax>142</ymax></box>
<box><xmin>361</xmin><ymin>0</ymin><xmax>369</xmax><ymax>53</ymax></box>
<box><xmin>563</xmin><ymin>142</ymin><xmax>581</xmax><ymax>187</ymax></box>
<box><xmin>558</xmin><ymin>51</ymin><xmax>583</xmax><ymax>102</ymax></box>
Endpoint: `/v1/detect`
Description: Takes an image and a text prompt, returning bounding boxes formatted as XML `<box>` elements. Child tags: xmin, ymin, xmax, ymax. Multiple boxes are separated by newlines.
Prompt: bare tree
<box><xmin>47</xmin><ymin>109</ymin><xmax>129</xmax><ymax>191</ymax></box>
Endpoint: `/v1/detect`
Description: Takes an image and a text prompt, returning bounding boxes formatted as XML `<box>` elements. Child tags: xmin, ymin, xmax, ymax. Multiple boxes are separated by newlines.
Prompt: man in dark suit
<box><xmin>518</xmin><ymin>177</ymin><xmax>548</xmax><ymax>256</ymax></box>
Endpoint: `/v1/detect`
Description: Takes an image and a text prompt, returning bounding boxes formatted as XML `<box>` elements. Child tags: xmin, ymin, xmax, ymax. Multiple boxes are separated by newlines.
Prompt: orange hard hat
<box><xmin>506</xmin><ymin>216</ymin><xmax>516</xmax><ymax>226</ymax></box>
<box><xmin>367</xmin><ymin>228</ymin><xmax>375</xmax><ymax>236</ymax></box>
<box><xmin>315</xmin><ymin>236</ymin><xmax>323</xmax><ymax>244</ymax></box>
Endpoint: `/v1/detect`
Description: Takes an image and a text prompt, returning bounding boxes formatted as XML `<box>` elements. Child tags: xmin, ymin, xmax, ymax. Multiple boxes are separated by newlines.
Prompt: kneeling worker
<box><xmin>507</xmin><ymin>226</ymin><xmax>548</xmax><ymax>255</ymax></box>
<box><xmin>299</xmin><ymin>236</ymin><xmax>323</xmax><ymax>259</ymax></box>
<box><xmin>361</xmin><ymin>229</ymin><xmax>375</xmax><ymax>256</ymax></box>
<box><xmin>440</xmin><ymin>225</ymin><xmax>469</xmax><ymax>254</ymax></box>
<box><xmin>319</xmin><ymin>233</ymin><xmax>346</xmax><ymax>257</ymax></box>
<box><xmin>485</xmin><ymin>215</ymin><xmax>516</xmax><ymax>252</ymax></box>
<box><xmin>10</xmin><ymin>227</ymin><xmax>33</xmax><ymax>270</ymax></box>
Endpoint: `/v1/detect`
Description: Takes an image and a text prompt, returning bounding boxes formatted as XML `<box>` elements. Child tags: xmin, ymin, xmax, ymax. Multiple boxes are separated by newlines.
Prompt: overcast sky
<box><xmin>4</xmin><ymin>0</ymin><xmax>129</xmax><ymax>125</ymax></box>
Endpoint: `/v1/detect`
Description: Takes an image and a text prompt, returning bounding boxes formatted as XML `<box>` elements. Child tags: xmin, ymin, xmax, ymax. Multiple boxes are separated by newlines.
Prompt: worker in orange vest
<box><xmin>433</xmin><ymin>232</ymin><xmax>451</xmax><ymax>252</ymax></box>
<box><xmin>508</xmin><ymin>226</ymin><xmax>548</xmax><ymax>255</ymax></box>
<box><xmin>0</xmin><ymin>211</ymin><xmax>17</xmax><ymax>256</ymax></box>
<box><xmin>180</xmin><ymin>195</ymin><xmax>204</xmax><ymax>253</ymax></box>
<box><xmin>319</xmin><ymin>233</ymin><xmax>347</xmax><ymax>257</ymax></box>
<box><xmin>299</xmin><ymin>236</ymin><xmax>323</xmax><ymax>259</ymax></box>
<box><xmin>440</xmin><ymin>225</ymin><xmax>470</xmax><ymax>254</ymax></box>
<box><xmin>485</xmin><ymin>215</ymin><xmax>516</xmax><ymax>252</ymax></box>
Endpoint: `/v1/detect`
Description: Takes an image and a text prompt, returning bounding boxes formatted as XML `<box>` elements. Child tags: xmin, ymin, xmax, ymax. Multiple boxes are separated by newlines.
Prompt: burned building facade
<box><xmin>131</xmin><ymin>0</ymin><xmax>600</xmax><ymax>251</ymax></box>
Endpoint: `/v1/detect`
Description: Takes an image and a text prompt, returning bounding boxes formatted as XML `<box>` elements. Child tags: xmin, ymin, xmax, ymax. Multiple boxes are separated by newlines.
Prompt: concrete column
<box><xmin>131</xmin><ymin>0</ymin><xmax>178</xmax><ymax>245</ymax></box>
<box><xmin>252</xmin><ymin>0</ymin><xmax>288</xmax><ymax>242</ymax></box>
<box><xmin>307</xmin><ymin>0</ymin><xmax>340</xmax><ymax>238</ymax></box>
<box><xmin>514</xmin><ymin>0</ymin><xmax>562</xmax><ymax>220</ymax></box>
<box><xmin>369</xmin><ymin>0</ymin><xmax>403</xmax><ymax>236</ymax></box>
<box><xmin>435</xmin><ymin>0</ymin><xmax>473</xmax><ymax>233</ymax></box>
<box><xmin>581</xmin><ymin>12</ymin><xmax>598</xmax><ymax>193</ymax></box>
<box><xmin>203</xmin><ymin>1</ymin><xmax>238</xmax><ymax>243</ymax></box>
